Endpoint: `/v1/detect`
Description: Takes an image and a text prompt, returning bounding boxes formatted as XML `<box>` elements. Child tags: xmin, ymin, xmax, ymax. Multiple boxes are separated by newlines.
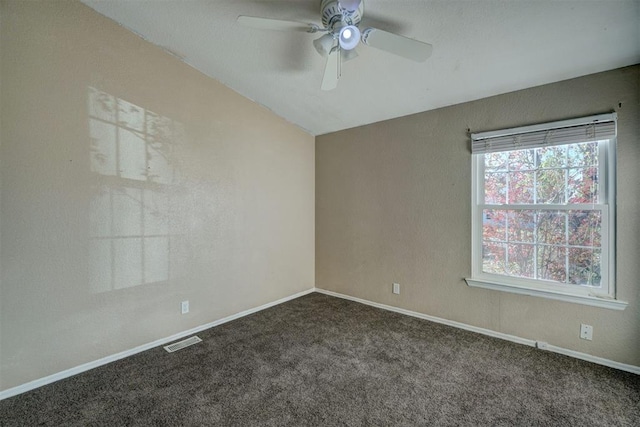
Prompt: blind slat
<box><xmin>471</xmin><ymin>115</ymin><xmax>616</xmax><ymax>154</ymax></box>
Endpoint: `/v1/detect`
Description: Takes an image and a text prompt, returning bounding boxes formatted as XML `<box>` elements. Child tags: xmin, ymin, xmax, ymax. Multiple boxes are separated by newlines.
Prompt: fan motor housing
<box><xmin>320</xmin><ymin>0</ymin><xmax>363</xmax><ymax>31</ymax></box>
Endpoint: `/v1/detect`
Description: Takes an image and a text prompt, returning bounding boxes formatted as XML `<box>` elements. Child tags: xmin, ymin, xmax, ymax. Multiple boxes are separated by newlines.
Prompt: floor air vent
<box><xmin>164</xmin><ymin>336</ymin><xmax>202</xmax><ymax>353</ymax></box>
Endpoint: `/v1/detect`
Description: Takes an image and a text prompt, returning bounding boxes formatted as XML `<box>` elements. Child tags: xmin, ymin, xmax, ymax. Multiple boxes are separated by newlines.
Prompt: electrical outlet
<box><xmin>392</xmin><ymin>283</ymin><xmax>400</xmax><ymax>295</ymax></box>
<box><xmin>181</xmin><ymin>300</ymin><xmax>189</xmax><ymax>314</ymax></box>
<box><xmin>580</xmin><ymin>324</ymin><xmax>593</xmax><ymax>341</ymax></box>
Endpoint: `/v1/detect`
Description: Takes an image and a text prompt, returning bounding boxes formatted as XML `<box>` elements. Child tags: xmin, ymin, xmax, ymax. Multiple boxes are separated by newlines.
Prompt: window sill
<box><xmin>465</xmin><ymin>278</ymin><xmax>627</xmax><ymax>310</ymax></box>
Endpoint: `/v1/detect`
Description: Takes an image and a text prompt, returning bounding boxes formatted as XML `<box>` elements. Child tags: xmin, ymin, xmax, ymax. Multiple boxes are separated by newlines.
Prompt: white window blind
<box><xmin>471</xmin><ymin>113</ymin><xmax>617</xmax><ymax>154</ymax></box>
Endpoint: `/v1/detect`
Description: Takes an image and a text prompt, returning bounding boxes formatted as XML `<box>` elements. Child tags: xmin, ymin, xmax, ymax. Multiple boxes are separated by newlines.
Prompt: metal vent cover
<box><xmin>164</xmin><ymin>336</ymin><xmax>202</xmax><ymax>353</ymax></box>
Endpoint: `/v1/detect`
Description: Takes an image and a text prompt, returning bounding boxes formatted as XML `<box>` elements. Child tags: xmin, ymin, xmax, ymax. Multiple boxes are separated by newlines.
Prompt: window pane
<box><xmin>507</xmin><ymin>210</ymin><xmax>535</xmax><ymax>243</ymax></box>
<box><xmin>507</xmin><ymin>244</ymin><xmax>535</xmax><ymax>278</ymax></box>
<box><xmin>508</xmin><ymin>149</ymin><xmax>535</xmax><ymax>171</ymax></box>
<box><xmin>537</xmin><ymin>211</ymin><xmax>566</xmax><ymax>245</ymax></box>
<box><xmin>568</xmin><ymin>142</ymin><xmax>598</xmax><ymax>167</ymax></box>
<box><xmin>482</xmin><ymin>243</ymin><xmax>506</xmax><ymax>275</ymax></box>
<box><xmin>508</xmin><ymin>171</ymin><xmax>534</xmax><ymax>204</ymax></box>
<box><xmin>483</xmin><ymin>210</ymin><xmax>506</xmax><ymax>242</ymax></box>
<box><xmin>567</xmin><ymin>167</ymin><xmax>598</xmax><ymax>204</ymax></box>
<box><xmin>484</xmin><ymin>173</ymin><xmax>506</xmax><ymax>204</ymax></box>
<box><xmin>537</xmin><ymin>146</ymin><xmax>566</xmax><ymax>168</ymax></box>
<box><xmin>476</xmin><ymin>135</ymin><xmax>611</xmax><ymax>292</ymax></box>
<box><xmin>537</xmin><ymin>245</ymin><xmax>566</xmax><ymax>283</ymax></box>
<box><xmin>485</xmin><ymin>152</ymin><xmax>508</xmax><ymax>171</ymax></box>
<box><xmin>568</xmin><ymin>211</ymin><xmax>601</xmax><ymax>247</ymax></box>
<box><xmin>568</xmin><ymin>248</ymin><xmax>601</xmax><ymax>286</ymax></box>
<box><xmin>536</xmin><ymin>169</ymin><xmax>565</xmax><ymax>204</ymax></box>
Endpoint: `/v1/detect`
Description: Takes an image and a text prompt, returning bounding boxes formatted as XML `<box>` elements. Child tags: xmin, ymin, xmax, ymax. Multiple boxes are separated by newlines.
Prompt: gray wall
<box><xmin>316</xmin><ymin>65</ymin><xmax>639</xmax><ymax>366</ymax></box>
<box><xmin>0</xmin><ymin>1</ymin><xmax>314</xmax><ymax>391</ymax></box>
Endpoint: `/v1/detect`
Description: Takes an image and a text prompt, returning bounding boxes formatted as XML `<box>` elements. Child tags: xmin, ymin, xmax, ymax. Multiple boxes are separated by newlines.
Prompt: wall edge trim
<box><xmin>0</xmin><ymin>288</ymin><xmax>315</xmax><ymax>400</ymax></box>
<box><xmin>314</xmin><ymin>288</ymin><xmax>640</xmax><ymax>375</ymax></box>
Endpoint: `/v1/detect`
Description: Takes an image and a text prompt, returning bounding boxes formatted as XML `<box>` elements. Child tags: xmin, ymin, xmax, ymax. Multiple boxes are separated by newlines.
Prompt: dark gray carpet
<box><xmin>1</xmin><ymin>293</ymin><xmax>639</xmax><ymax>426</ymax></box>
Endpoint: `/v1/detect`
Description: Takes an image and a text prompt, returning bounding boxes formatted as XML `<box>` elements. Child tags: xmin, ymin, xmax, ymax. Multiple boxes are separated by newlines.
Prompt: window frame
<box><xmin>465</xmin><ymin>114</ymin><xmax>626</xmax><ymax>310</ymax></box>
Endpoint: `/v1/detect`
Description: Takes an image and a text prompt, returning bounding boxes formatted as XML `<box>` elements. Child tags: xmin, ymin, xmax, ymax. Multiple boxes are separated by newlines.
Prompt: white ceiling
<box><xmin>82</xmin><ymin>0</ymin><xmax>639</xmax><ymax>136</ymax></box>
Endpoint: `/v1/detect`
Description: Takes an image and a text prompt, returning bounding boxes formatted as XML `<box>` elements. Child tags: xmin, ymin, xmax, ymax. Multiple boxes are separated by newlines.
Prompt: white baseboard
<box><xmin>541</xmin><ymin>344</ymin><xmax>640</xmax><ymax>374</ymax></box>
<box><xmin>3</xmin><ymin>286</ymin><xmax>636</xmax><ymax>401</ymax></box>
<box><xmin>314</xmin><ymin>288</ymin><xmax>640</xmax><ymax>375</ymax></box>
<box><xmin>0</xmin><ymin>288</ymin><xmax>315</xmax><ymax>401</ymax></box>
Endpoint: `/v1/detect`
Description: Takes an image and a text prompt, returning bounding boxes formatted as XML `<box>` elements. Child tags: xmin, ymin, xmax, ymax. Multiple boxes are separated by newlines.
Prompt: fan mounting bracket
<box><xmin>320</xmin><ymin>0</ymin><xmax>363</xmax><ymax>33</ymax></box>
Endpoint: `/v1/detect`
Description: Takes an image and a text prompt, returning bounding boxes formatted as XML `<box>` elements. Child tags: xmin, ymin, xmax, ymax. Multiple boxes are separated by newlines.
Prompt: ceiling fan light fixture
<box><xmin>339</xmin><ymin>25</ymin><xmax>360</xmax><ymax>50</ymax></box>
<box><xmin>313</xmin><ymin>34</ymin><xmax>335</xmax><ymax>56</ymax></box>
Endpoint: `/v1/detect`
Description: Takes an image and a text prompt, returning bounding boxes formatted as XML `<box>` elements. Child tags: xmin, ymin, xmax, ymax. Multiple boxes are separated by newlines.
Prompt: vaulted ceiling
<box><xmin>82</xmin><ymin>0</ymin><xmax>639</xmax><ymax>136</ymax></box>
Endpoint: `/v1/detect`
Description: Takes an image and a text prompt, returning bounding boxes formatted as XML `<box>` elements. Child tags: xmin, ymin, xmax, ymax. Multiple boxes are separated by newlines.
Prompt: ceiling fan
<box><xmin>237</xmin><ymin>0</ymin><xmax>433</xmax><ymax>91</ymax></box>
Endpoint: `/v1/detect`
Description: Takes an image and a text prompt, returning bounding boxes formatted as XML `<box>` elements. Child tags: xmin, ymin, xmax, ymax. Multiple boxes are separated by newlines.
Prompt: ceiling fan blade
<box><xmin>237</xmin><ymin>16</ymin><xmax>319</xmax><ymax>33</ymax></box>
<box><xmin>339</xmin><ymin>0</ymin><xmax>362</xmax><ymax>12</ymax></box>
<box><xmin>321</xmin><ymin>46</ymin><xmax>340</xmax><ymax>91</ymax></box>
<box><xmin>361</xmin><ymin>28</ymin><xmax>433</xmax><ymax>62</ymax></box>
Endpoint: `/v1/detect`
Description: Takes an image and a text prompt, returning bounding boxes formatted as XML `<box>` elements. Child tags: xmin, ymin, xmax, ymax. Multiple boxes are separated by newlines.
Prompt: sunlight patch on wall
<box><xmin>88</xmin><ymin>87</ymin><xmax>187</xmax><ymax>293</ymax></box>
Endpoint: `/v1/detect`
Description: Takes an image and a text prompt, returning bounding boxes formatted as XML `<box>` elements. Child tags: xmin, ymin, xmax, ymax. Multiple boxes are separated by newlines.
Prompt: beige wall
<box><xmin>1</xmin><ymin>0</ymin><xmax>637</xmax><ymax>396</ymax></box>
<box><xmin>0</xmin><ymin>1</ymin><xmax>314</xmax><ymax>391</ymax></box>
<box><xmin>317</xmin><ymin>66</ymin><xmax>640</xmax><ymax>366</ymax></box>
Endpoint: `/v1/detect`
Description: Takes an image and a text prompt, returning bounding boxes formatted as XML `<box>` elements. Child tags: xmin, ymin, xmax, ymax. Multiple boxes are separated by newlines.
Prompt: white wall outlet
<box><xmin>580</xmin><ymin>324</ymin><xmax>593</xmax><ymax>341</ymax></box>
<box><xmin>392</xmin><ymin>283</ymin><xmax>400</xmax><ymax>295</ymax></box>
<box><xmin>181</xmin><ymin>300</ymin><xmax>189</xmax><ymax>314</ymax></box>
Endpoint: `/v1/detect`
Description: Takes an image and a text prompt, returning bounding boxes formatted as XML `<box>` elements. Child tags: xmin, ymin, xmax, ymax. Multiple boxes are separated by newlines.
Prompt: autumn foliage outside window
<box><xmin>481</xmin><ymin>142</ymin><xmax>604</xmax><ymax>287</ymax></box>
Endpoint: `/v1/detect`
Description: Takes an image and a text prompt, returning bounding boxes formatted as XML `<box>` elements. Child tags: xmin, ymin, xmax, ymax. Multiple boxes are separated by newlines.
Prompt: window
<box><xmin>466</xmin><ymin>114</ymin><xmax>626</xmax><ymax>310</ymax></box>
